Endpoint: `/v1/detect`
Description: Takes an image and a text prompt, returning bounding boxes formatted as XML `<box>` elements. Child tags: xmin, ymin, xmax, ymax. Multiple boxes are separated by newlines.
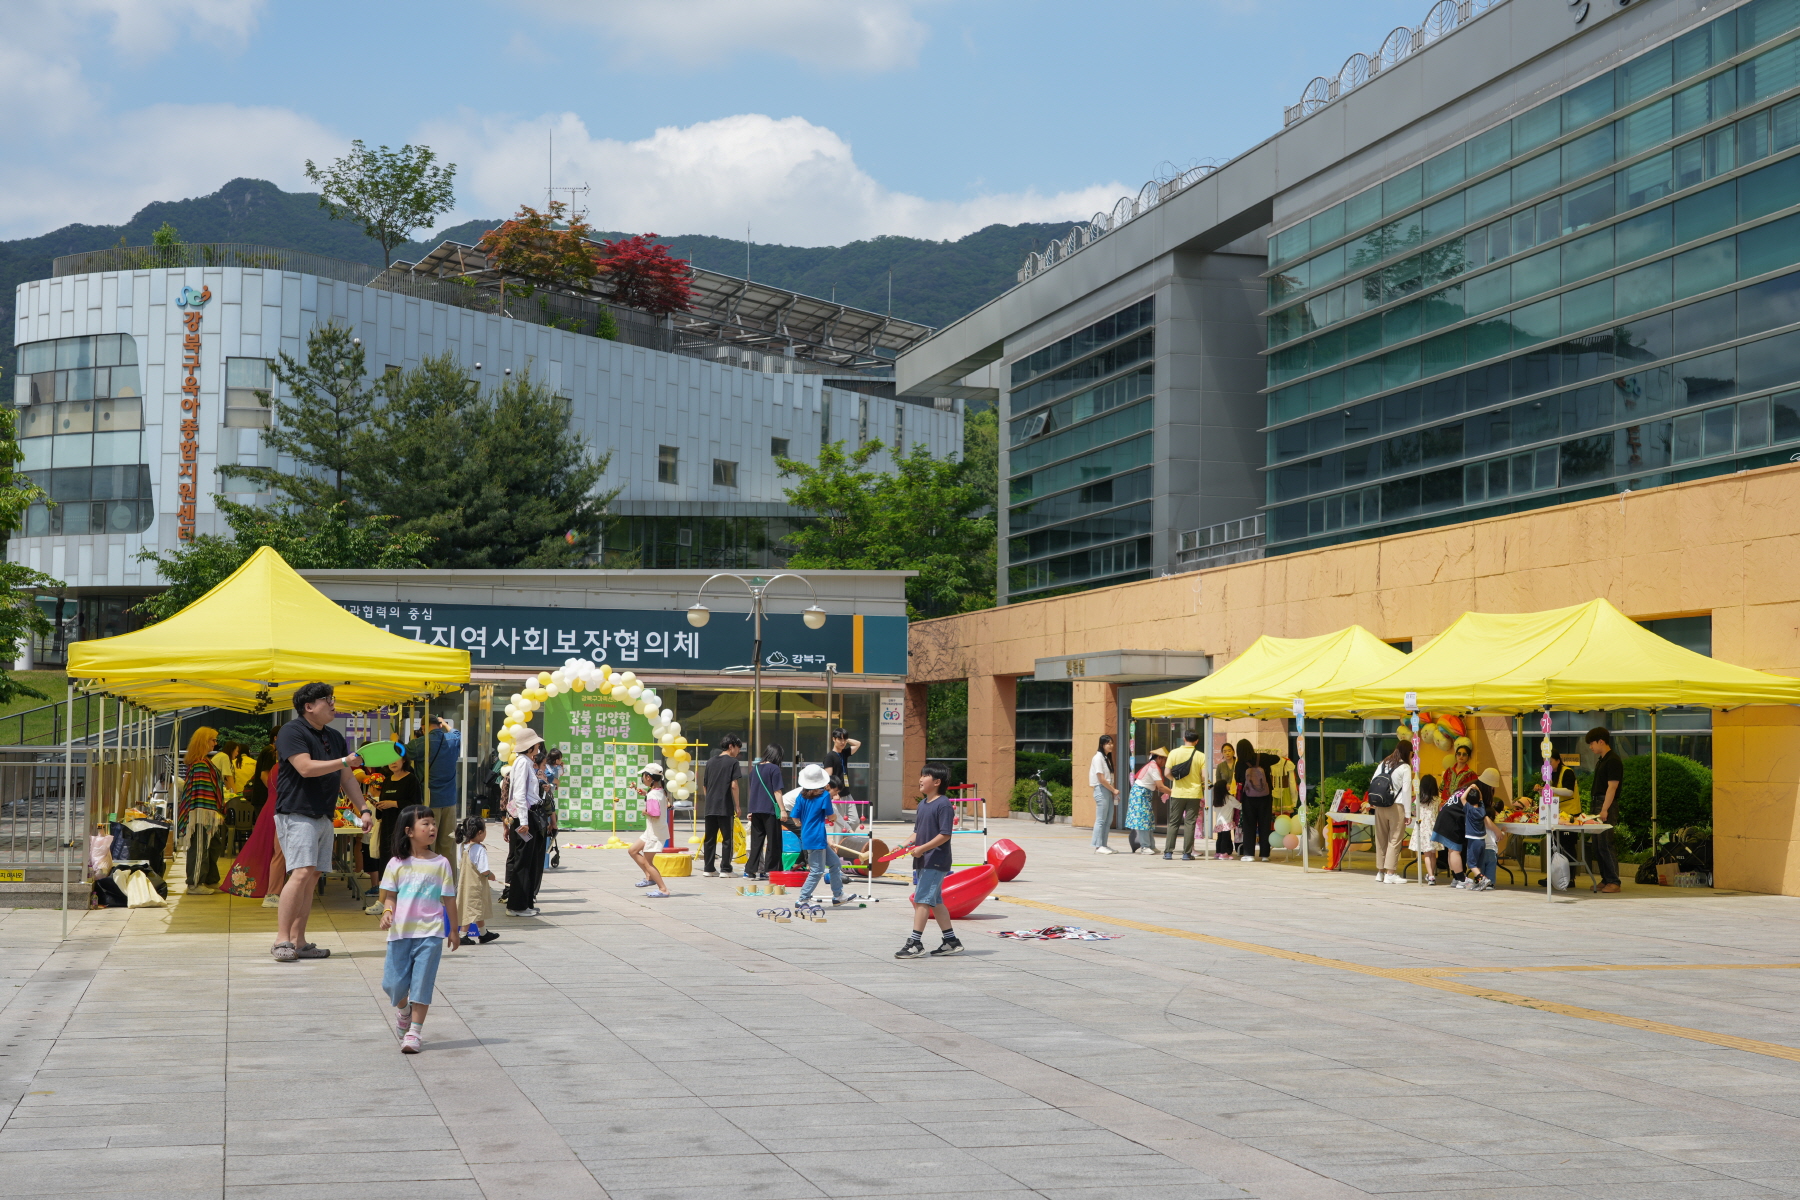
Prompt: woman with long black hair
<box><xmin>746</xmin><ymin>744</ymin><xmax>787</xmax><ymax>881</ymax></box>
<box><xmin>1088</xmin><ymin>735</ymin><xmax>1118</xmax><ymax>854</ymax></box>
<box><xmin>1235</xmin><ymin>738</ymin><xmax>1276</xmax><ymax>861</ymax></box>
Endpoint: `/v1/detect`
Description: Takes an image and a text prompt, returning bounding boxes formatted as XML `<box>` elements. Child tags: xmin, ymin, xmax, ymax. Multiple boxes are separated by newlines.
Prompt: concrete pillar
<box><xmin>968</xmin><ymin>673</ymin><xmax>1017</xmax><ymax>817</ymax></box>
<box><xmin>902</xmin><ymin>681</ymin><xmax>929</xmax><ymax>812</ymax></box>
<box><xmin>1070</xmin><ymin>683</ymin><xmax>1117</xmax><ymax>828</ymax></box>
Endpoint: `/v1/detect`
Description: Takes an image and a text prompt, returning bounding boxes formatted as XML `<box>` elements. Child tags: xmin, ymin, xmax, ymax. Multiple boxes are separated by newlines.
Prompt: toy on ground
<box><xmin>653</xmin><ymin>851</ymin><xmax>693</xmax><ymax>877</ymax></box>
<box><xmin>910</xmin><ymin>863</ymin><xmax>998</xmax><ymax>919</ymax></box>
<box><xmin>767</xmin><ymin>869</ymin><xmax>809</xmax><ymax>887</ymax></box>
<box><xmin>835</xmin><ymin>836</ymin><xmax>892</xmax><ymax>878</ymax></box>
<box><xmin>986</xmin><ymin>838</ymin><xmax>1025</xmax><ymax>882</ymax></box>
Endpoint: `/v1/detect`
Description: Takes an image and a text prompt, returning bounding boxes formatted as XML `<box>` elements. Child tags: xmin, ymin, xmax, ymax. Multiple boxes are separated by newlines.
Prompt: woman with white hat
<box><xmin>628</xmin><ymin>763</ymin><xmax>672</xmax><ymax>897</ymax></box>
<box><xmin>503</xmin><ymin>729</ymin><xmax>547</xmax><ymax>917</ymax></box>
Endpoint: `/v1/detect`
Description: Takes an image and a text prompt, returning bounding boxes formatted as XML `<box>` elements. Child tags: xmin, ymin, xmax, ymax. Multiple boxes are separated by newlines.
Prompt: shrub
<box><xmin>1618</xmin><ymin>753</ymin><xmax>1711</xmax><ymax>848</ymax></box>
<box><xmin>1015</xmin><ymin>751</ymin><xmax>1071</xmax><ymax>787</ymax></box>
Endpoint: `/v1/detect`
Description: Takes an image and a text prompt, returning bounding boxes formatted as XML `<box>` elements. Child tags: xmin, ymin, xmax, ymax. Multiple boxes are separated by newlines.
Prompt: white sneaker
<box><xmin>1374</xmin><ymin>871</ymin><xmax>1387</xmax><ymax>883</ymax></box>
<box><xmin>703</xmin><ymin>871</ymin><xmax>718</xmax><ymax>878</ymax></box>
<box><xmin>364</xmin><ymin>902</ymin><xmax>383</xmax><ymax>915</ymax></box>
<box><xmin>720</xmin><ymin>872</ymin><xmax>737</xmax><ymax>879</ymax></box>
<box><xmin>1241</xmin><ymin>855</ymin><xmax>1253</xmax><ymax>861</ymax></box>
<box><xmin>1389</xmin><ymin>874</ymin><xmax>1407</xmax><ymax>884</ymax></box>
<box><xmin>261</xmin><ymin>894</ymin><xmax>280</xmax><ymax>908</ymax></box>
<box><xmin>1094</xmin><ymin>846</ymin><xmax>1116</xmax><ymax>854</ymax></box>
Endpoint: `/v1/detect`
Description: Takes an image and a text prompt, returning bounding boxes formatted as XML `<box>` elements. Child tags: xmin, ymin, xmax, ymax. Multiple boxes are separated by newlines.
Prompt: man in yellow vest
<box><xmin>1162</xmin><ymin>730</ymin><xmax>1206</xmax><ymax>860</ymax></box>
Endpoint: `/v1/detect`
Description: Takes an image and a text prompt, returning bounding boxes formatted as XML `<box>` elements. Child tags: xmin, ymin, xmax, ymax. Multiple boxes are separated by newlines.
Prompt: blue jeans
<box><xmin>798</xmin><ymin>843</ymin><xmax>843</xmax><ymax>903</ymax></box>
<box><xmin>382</xmin><ymin>936</ymin><xmax>443</xmax><ymax>1008</ymax></box>
<box><xmin>1091</xmin><ymin>786</ymin><xmax>1114</xmax><ymax>848</ymax></box>
<box><xmin>1466</xmin><ymin>837</ymin><xmax>1496</xmax><ymax>882</ymax></box>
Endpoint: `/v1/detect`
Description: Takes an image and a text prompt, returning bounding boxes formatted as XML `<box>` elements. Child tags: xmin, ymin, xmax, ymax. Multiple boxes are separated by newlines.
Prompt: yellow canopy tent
<box><xmin>1130</xmin><ymin>626</ymin><xmax>1409</xmax><ymax>719</ymax></box>
<box><xmin>67</xmin><ymin>545</ymin><xmax>470</xmax><ymax>713</ymax></box>
<box><xmin>1300</xmin><ymin>599</ymin><xmax>1800</xmax><ymax>717</ymax></box>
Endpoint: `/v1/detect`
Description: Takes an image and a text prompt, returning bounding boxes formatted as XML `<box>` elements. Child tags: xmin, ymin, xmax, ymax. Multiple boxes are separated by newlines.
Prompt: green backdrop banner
<box><xmin>544</xmin><ymin>691</ymin><xmax>655</xmax><ymax>831</ymax></box>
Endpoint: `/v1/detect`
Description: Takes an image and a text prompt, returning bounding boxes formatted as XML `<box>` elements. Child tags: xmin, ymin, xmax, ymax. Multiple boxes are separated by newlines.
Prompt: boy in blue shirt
<box><xmin>786</xmin><ymin>763</ymin><xmax>848</xmax><ymax>907</ymax></box>
<box><xmin>897</xmin><ymin>764</ymin><xmax>961</xmax><ymax>959</ymax></box>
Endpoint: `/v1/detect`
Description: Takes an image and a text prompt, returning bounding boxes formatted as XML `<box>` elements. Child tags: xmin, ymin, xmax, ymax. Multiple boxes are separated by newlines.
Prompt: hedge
<box><xmin>1011</xmin><ymin>776</ymin><xmax>1073</xmax><ymax>816</ymax></box>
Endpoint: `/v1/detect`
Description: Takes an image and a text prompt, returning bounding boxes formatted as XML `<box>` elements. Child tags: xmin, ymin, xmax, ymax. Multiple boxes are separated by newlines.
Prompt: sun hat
<box><xmin>1453</xmin><ymin>735</ymin><xmax>1474</xmax><ymax>753</ymax></box>
<box><xmin>797</xmin><ymin>762</ymin><xmax>830</xmax><ymax>789</ymax></box>
<box><xmin>1150</xmin><ymin>747</ymin><xmax>1169</xmax><ymax>758</ymax></box>
<box><xmin>641</xmin><ymin>762</ymin><xmax>665</xmax><ymax>777</ymax></box>
<box><xmin>511</xmin><ymin>728</ymin><xmax>543</xmax><ymax>754</ymax></box>
<box><xmin>1477</xmin><ymin>767</ymin><xmax>1502</xmax><ymax>788</ymax></box>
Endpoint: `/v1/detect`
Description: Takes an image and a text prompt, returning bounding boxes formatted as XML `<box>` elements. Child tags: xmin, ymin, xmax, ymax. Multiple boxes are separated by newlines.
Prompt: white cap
<box><xmin>642</xmin><ymin>763</ymin><xmax>665</xmax><ymax>777</ymax></box>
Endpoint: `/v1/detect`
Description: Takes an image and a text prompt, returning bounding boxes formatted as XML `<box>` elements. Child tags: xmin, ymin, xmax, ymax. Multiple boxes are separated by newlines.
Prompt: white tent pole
<box><xmin>61</xmin><ymin>680</ymin><xmax>73</xmax><ymax>941</ymax></box>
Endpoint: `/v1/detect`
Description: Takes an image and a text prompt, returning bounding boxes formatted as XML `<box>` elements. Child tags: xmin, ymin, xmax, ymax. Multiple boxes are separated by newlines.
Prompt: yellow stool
<box><xmin>654</xmin><ymin>851</ymin><xmax>693</xmax><ymax>877</ymax></box>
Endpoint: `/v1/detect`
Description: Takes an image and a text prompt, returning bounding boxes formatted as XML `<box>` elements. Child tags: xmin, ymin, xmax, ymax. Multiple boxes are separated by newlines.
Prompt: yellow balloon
<box><xmin>497</xmin><ymin>729</ymin><xmax>514</xmax><ymax>742</ymax></box>
<box><xmin>600</xmin><ymin>663</ymin><xmax>613</xmax><ymax>678</ymax></box>
<box><xmin>571</xmin><ymin>679</ymin><xmax>585</xmax><ymax>692</ymax></box>
<box><xmin>537</xmin><ymin>671</ymin><xmax>552</xmax><ymax>686</ymax></box>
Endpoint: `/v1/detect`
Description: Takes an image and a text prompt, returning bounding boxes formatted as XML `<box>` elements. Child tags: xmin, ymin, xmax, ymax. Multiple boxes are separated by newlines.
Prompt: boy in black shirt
<box><xmin>1586</xmin><ymin>727</ymin><xmax>1624</xmax><ymax>893</ymax></box>
<box><xmin>896</xmin><ymin>764</ymin><xmax>960</xmax><ymax>959</ymax></box>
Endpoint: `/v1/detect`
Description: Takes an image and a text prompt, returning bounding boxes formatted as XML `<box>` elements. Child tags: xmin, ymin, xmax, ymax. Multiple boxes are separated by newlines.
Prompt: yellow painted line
<box><xmin>994</xmin><ymin>893</ymin><xmax>1800</xmax><ymax>1064</ymax></box>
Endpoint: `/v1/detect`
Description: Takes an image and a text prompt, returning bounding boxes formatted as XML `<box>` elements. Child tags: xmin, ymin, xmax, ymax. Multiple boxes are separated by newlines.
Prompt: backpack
<box><xmin>1242</xmin><ymin>765</ymin><xmax>1270</xmax><ymax>798</ymax></box>
<box><xmin>1167</xmin><ymin>748</ymin><xmax>1195</xmax><ymax>782</ymax></box>
<box><xmin>1367</xmin><ymin>761</ymin><xmax>1398</xmax><ymax>808</ymax></box>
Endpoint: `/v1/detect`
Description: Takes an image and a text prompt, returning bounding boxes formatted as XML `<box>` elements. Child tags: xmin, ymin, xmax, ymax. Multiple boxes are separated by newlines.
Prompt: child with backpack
<box><xmin>1235</xmin><ymin>739</ymin><xmax>1274</xmax><ymax>861</ymax></box>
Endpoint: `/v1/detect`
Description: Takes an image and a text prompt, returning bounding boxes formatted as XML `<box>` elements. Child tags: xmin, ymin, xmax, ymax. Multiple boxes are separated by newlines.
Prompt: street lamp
<box><xmin>688</xmin><ymin>573</ymin><xmax>826</xmax><ymax>765</ymax></box>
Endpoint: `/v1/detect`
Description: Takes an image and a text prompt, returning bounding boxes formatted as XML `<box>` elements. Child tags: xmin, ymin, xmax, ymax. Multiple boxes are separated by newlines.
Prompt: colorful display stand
<box><xmin>543</xmin><ymin>692</ymin><xmax>654</xmax><ymax>832</ymax></box>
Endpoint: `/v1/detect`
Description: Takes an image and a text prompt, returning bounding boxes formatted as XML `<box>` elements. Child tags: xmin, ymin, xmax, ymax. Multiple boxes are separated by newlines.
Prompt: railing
<box><xmin>0</xmin><ymin>696</ymin><xmax>200</xmax><ymax>748</ymax></box>
<box><xmin>0</xmin><ymin>749</ymin><xmax>94</xmax><ymax>868</ymax></box>
<box><xmin>53</xmin><ymin>243</ymin><xmax>381</xmax><ymax>287</ymax></box>
<box><xmin>1175</xmin><ymin>514</ymin><xmax>1265</xmax><ymax>571</ymax></box>
<box><xmin>1016</xmin><ymin>163</ymin><xmax>1219</xmax><ymax>285</ymax></box>
<box><xmin>1282</xmin><ymin>0</ymin><xmax>1507</xmax><ymax>128</ymax></box>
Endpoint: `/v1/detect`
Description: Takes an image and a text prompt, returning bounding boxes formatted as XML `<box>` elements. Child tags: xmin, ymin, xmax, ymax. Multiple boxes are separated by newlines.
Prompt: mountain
<box><xmin>1</xmin><ymin>178</ymin><xmax>1076</xmax><ymax>362</ymax></box>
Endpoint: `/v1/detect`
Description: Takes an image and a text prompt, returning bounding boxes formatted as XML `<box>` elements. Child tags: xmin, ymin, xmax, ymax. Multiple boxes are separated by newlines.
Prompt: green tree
<box><xmin>961</xmin><ymin>406</ymin><xmax>998</xmax><ymax>513</ymax></box>
<box><xmin>777</xmin><ymin>439</ymin><xmax>996</xmax><ymax>619</ymax></box>
<box><xmin>134</xmin><ymin>500</ymin><xmax>431</xmax><ymax>622</ymax></box>
<box><xmin>218</xmin><ymin>323</ymin><xmax>377</xmax><ymax>510</ymax></box>
<box><xmin>0</xmin><ymin>406</ymin><xmax>61</xmax><ymax>703</ymax></box>
<box><xmin>349</xmin><ymin>358</ymin><xmax>619</xmax><ymax>568</ymax></box>
<box><xmin>304</xmin><ymin>140</ymin><xmax>457</xmax><ymax>267</ymax></box>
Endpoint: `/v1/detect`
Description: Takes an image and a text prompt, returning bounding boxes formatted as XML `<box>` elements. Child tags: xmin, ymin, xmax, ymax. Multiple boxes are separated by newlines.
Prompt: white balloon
<box><xmin>659</xmin><ymin>708</ymin><xmax>673</xmax><ymax>724</ymax></box>
<box><xmin>620</xmin><ymin>670</ymin><xmax>636</xmax><ymax>683</ymax></box>
<box><xmin>545</xmin><ymin>683</ymin><xmax>561</xmax><ymax>697</ymax></box>
<box><xmin>508</xmin><ymin>692</ymin><xmax>523</xmax><ymax>707</ymax></box>
<box><xmin>668</xmin><ymin>721</ymin><xmax>682</xmax><ymax>738</ymax></box>
<box><xmin>626</xmin><ymin>685</ymin><xmax>643</xmax><ymax>700</ymax></box>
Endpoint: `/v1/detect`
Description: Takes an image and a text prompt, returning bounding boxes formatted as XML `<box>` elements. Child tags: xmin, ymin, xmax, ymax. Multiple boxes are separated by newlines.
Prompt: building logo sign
<box><xmin>176</xmin><ymin>296</ymin><xmax>204</xmax><ymax>539</ymax></box>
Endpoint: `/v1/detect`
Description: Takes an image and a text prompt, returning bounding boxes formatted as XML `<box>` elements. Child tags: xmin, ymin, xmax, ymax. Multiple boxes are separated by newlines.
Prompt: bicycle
<box><xmin>1029</xmin><ymin>769</ymin><xmax>1057</xmax><ymax>824</ymax></box>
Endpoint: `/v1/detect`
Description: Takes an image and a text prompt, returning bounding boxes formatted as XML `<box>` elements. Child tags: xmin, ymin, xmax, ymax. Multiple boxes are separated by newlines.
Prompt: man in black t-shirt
<box><xmin>271</xmin><ymin>682</ymin><xmax>369</xmax><ymax>961</ymax></box>
<box><xmin>701</xmin><ymin>734</ymin><xmax>744</xmax><ymax>878</ymax></box>
<box><xmin>1586</xmin><ymin>726</ymin><xmax>1624</xmax><ymax>893</ymax></box>
<box><xmin>826</xmin><ymin>728</ymin><xmax>860</xmax><ymax>792</ymax></box>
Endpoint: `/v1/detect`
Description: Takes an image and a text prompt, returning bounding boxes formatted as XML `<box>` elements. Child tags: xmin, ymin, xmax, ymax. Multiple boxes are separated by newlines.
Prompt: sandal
<box><xmin>756</xmin><ymin>908</ymin><xmax>792</xmax><ymax>923</ymax></box>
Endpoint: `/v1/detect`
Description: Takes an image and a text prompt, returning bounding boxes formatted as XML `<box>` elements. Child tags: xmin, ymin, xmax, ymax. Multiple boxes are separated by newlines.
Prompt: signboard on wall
<box><xmin>338</xmin><ymin>600</ymin><xmax>906</xmax><ymax>674</ymax></box>
<box><xmin>542</xmin><ymin>690</ymin><xmax>654</xmax><ymax>831</ymax></box>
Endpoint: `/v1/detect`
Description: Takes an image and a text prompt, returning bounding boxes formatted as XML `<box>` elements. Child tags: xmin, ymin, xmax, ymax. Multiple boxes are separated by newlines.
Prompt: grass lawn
<box><xmin>0</xmin><ymin>671</ymin><xmax>108</xmax><ymax>744</ymax></box>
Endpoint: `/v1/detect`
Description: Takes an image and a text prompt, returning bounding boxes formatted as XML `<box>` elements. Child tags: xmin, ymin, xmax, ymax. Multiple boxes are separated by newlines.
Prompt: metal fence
<box><xmin>374</xmin><ymin>272</ymin><xmax>674</xmax><ymax>353</ymax></box>
<box><xmin>53</xmin><ymin>243</ymin><xmax>382</xmax><ymax>287</ymax></box>
<box><xmin>0</xmin><ymin>749</ymin><xmax>93</xmax><ymax>867</ymax></box>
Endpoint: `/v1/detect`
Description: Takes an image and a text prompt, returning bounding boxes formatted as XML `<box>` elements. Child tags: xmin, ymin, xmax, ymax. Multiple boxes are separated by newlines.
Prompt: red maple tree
<box><xmin>595</xmin><ymin>233</ymin><xmax>692</xmax><ymax>315</ymax></box>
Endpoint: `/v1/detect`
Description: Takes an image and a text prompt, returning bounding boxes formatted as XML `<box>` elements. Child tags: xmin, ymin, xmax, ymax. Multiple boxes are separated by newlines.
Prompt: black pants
<box><xmin>1589</xmin><ymin>826</ymin><xmax>1620</xmax><ymax>887</ymax></box>
<box><xmin>1240</xmin><ymin>796</ymin><xmax>1274</xmax><ymax>859</ymax></box>
<box><xmin>745</xmin><ymin>812</ymin><xmax>781</xmax><ymax>876</ymax></box>
<box><xmin>186</xmin><ymin>820</ymin><xmax>223</xmax><ymax>889</ymax></box>
<box><xmin>505</xmin><ymin>826</ymin><xmax>544</xmax><ymax>912</ymax></box>
<box><xmin>1216</xmin><ymin>810</ymin><xmax>1235</xmax><ymax>856</ymax></box>
<box><xmin>703</xmin><ymin>814</ymin><xmax>735</xmax><ymax>873</ymax></box>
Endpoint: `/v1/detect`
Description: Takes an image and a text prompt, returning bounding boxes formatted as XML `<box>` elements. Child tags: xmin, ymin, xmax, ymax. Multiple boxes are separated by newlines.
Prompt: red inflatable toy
<box><xmin>911</xmin><ymin>863</ymin><xmax>998</xmax><ymax>919</ymax></box>
<box><xmin>986</xmin><ymin>838</ymin><xmax>1026</xmax><ymax>882</ymax></box>
<box><xmin>767</xmin><ymin>870</ymin><xmax>809</xmax><ymax>887</ymax></box>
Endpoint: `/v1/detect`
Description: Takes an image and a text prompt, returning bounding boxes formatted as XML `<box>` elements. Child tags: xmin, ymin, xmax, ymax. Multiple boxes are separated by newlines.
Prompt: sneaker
<box><xmin>1162</xmin><ymin>852</ymin><xmax>1173</xmax><ymax>860</ymax></box>
<box><xmin>831</xmin><ymin>897</ymin><xmax>854</xmax><ymax>906</ymax></box>
<box><xmin>1423</xmin><ymin>876</ymin><xmax>1437</xmax><ymax>886</ymax></box>
<box><xmin>634</xmin><ymin>879</ymin><xmax>655</xmax><ymax>887</ymax></box>
<box><xmin>271</xmin><ymin>941</ymin><xmax>298</xmax><ymax>962</ymax></box>
<box><xmin>1241</xmin><ymin>855</ymin><xmax>1253</xmax><ymax>861</ymax></box>
<box><xmin>1181</xmin><ymin>853</ymin><xmax>1196</xmax><ymax>861</ymax></box>
<box><xmin>478</xmin><ymin>931</ymin><xmax>500</xmax><ymax>944</ymax></box>
<box><xmin>1216</xmin><ymin>853</ymin><xmax>1231</xmax><ymax>860</ymax></box>
<box><xmin>1392</xmin><ymin>875</ymin><xmax>1409</xmax><ymax>884</ymax></box>
<box><xmin>1094</xmin><ymin>846</ymin><xmax>1115</xmax><ymax>854</ymax></box>
<box><xmin>895</xmin><ymin>938</ymin><xmax>925</xmax><ymax>959</ymax></box>
<box><xmin>364</xmin><ymin>902</ymin><xmax>384</xmax><ymax>915</ymax></box>
<box><xmin>929</xmin><ymin>937</ymin><xmax>965</xmax><ymax>957</ymax></box>
<box><xmin>703</xmin><ymin>871</ymin><xmax>718</xmax><ymax>878</ymax></box>
<box><xmin>261</xmin><ymin>895</ymin><xmax>281</xmax><ymax>909</ymax></box>
<box><xmin>1452</xmin><ymin>879</ymin><xmax>1466</xmax><ymax>890</ymax></box>
<box><xmin>509</xmin><ymin>908</ymin><xmax>540</xmax><ymax>917</ymax></box>
<box><xmin>400</xmin><ymin>1030</ymin><xmax>422</xmax><ymax>1054</ymax></box>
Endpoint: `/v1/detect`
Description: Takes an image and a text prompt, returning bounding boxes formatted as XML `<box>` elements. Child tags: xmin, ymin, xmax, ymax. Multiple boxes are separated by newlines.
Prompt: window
<box><xmin>770</xmin><ymin>437</ymin><xmax>789</xmax><ymax>458</ymax></box>
<box><xmin>657</xmin><ymin>445</ymin><xmax>679</xmax><ymax>484</ymax></box>
<box><xmin>857</xmin><ymin>397</ymin><xmax>869</xmax><ymax>446</ymax></box>
<box><xmin>225</xmin><ymin>357</ymin><xmax>273</xmax><ymax>428</ymax></box>
<box><xmin>384</xmin><ymin>364</ymin><xmax>400</xmax><ymax>377</ymax></box>
<box><xmin>712</xmin><ymin>458</ymin><xmax>738</xmax><ymax>487</ymax></box>
<box><xmin>13</xmin><ymin>333</ymin><xmax>140</xmax><ymax>408</ymax></box>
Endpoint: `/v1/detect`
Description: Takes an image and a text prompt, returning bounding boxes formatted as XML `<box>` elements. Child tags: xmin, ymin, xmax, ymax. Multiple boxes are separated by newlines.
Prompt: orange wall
<box><xmin>907</xmin><ymin>461</ymin><xmax>1800</xmax><ymax>894</ymax></box>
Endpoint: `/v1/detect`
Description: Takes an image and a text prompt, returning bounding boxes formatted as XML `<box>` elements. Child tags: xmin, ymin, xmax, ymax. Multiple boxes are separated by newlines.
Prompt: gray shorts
<box><xmin>275</xmin><ymin>812</ymin><xmax>335</xmax><ymax>872</ymax></box>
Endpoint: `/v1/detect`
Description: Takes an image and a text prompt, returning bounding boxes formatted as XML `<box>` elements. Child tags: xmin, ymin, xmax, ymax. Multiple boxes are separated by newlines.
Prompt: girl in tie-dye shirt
<box><xmin>379</xmin><ymin>805</ymin><xmax>459</xmax><ymax>1054</ymax></box>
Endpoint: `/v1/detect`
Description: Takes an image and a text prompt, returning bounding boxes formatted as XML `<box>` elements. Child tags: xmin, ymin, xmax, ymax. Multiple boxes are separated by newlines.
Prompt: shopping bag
<box><xmin>122</xmin><ymin>869</ymin><xmax>167</xmax><ymax>908</ymax></box>
<box><xmin>88</xmin><ymin>834</ymin><xmax>113</xmax><ymax>877</ymax></box>
<box><xmin>733</xmin><ymin>816</ymin><xmax>749</xmax><ymax>863</ymax></box>
<box><xmin>1548</xmin><ymin>848</ymin><xmax>1571</xmax><ymax>891</ymax></box>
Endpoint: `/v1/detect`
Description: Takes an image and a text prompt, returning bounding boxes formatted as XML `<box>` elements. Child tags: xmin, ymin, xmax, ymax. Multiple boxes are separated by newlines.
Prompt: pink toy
<box><xmin>986</xmin><ymin>838</ymin><xmax>1026</xmax><ymax>882</ymax></box>
<box><xmin>912</xmin><ymin>863</ymin><xmax>998</xmax><ymax>919</ymax></box>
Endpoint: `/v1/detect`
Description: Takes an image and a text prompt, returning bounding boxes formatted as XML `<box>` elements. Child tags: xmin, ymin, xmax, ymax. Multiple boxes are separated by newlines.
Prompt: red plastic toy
<box><xmin>911</xmin><ymin>863</ymin><xmax>998</xmax><ymax>919</ymax></box>
<box><xmin>986</xmin><ymin>838</ymin><xmax>1026</xmax><ymax>882</ymax></box>
<box><xmin>767</xmin><ymin>870</ymin><xmax>809</xmax><ymax>887</ymax></box>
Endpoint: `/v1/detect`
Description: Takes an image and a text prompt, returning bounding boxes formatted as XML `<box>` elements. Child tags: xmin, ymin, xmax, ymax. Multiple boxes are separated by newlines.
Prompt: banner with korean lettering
<box><xmin>544</xmin><ymin>691</ymin><xmax>653</xmax><ymax>831</ymax></box>
<box><xmin>338</xmin><ymin>600</ymin><xmax>906</xmax><ymax>674</ymax></box>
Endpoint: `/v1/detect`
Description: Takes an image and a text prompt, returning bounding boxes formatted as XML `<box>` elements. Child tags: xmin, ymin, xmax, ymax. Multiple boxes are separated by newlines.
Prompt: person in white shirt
<box><xmin>1371</xmin><ymin>739</ymin><xmax>1414</xmax><ymax>884</ymax></box>
<box><xmin>1088</xmin><ymin>736</ymin><xmax>1118</xmax><ymax>854</ymax></box>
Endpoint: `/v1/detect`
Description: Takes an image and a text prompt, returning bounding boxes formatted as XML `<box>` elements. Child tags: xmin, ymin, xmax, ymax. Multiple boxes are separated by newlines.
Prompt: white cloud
<box><xmin>424</xmin><ymin>111</ymin><xmax>1125</xmax><ymax>246</ymax></box>
<box><xmin>521</xmin><ymin>0</ymin><xmax>931</xmax><ymax>72</ymax></box>
<box><xmin>78</xmin><ymin>0</ymin><xmax>265</xmax><ymax>57</ymax></box>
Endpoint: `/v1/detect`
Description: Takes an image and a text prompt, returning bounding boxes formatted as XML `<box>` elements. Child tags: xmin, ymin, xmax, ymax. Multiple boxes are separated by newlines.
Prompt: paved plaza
<box><xmin>7</xmin><ymin>822</ymin><xmax>1800</xmax><ymax>1200</ymax></box>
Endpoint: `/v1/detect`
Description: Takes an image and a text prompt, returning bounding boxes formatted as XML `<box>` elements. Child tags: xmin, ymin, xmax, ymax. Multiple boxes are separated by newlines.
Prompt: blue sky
<box><xmin>1</xmin><ymin>0</ymin><xmax>1424</xmax><ymax>245</ymax></box>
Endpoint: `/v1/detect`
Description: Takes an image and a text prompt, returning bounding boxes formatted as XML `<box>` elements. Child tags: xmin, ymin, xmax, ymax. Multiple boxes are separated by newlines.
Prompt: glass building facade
<box><xmin>1262</xmin><ymin>0</ymin><xmax>1800</xmax><ymax>552</ymax></box>
<box><xmin>1006</xmin><ymin>298</ymin><xmax>1158</xmax><ymax>599</ymax></box>
<box><xmin>13</xmin><ymin>333</ymin><xmax>154</xmax><ymax>536</ymax></box>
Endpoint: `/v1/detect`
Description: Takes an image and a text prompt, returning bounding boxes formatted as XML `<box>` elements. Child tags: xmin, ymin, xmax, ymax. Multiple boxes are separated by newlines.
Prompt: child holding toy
<box><xmin>379</xmin><ymin>805</ymin><xmax>459</xmax><ymax>1053</ymax></box>
<box><xmin>896</xmin><ymin>764</ymin><xmax>961</xmax><ymax>959</ymax></box>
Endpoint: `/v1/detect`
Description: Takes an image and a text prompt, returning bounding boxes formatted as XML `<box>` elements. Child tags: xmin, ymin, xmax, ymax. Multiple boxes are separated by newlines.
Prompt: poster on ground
<box><xmin>543</xmin><ymin>691</ymin><xmax>654</xmax><ymax>831</ymax></box>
